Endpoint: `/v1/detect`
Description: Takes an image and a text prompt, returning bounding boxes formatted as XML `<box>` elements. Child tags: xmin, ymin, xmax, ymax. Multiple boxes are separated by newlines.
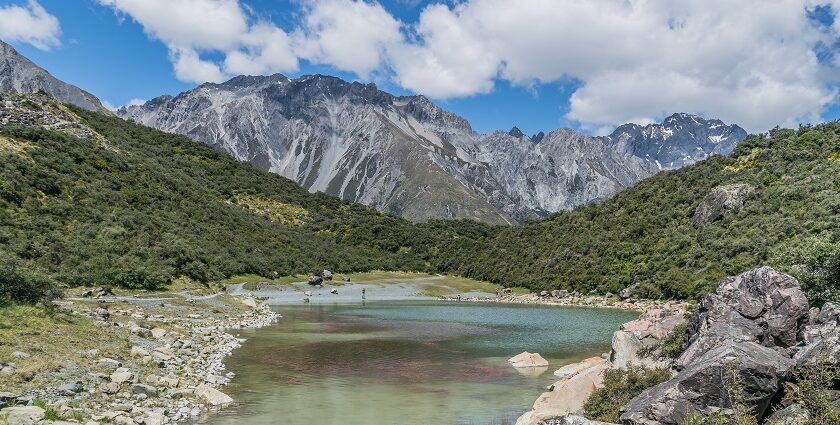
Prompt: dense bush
<box><xmin>0</xmin><ymin>253</ymin><xmax>61</xmax><ymax>306</ymax></box>
<box><xmin>583</xmin><ymin>366</ymin><xmax>671</xmax><ymax>422</ymax></box>
<box><xmin>770</xmin><ymin>236</ymin><xmax>840</xmax><ymax>306</ymax></box>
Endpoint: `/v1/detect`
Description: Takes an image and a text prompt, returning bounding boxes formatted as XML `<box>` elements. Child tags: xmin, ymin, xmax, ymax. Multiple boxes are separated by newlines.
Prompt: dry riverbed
<box><xmin>0</xmin><ymin>285</ymin><xmax>278</xmax><ymax>425</ymax></box>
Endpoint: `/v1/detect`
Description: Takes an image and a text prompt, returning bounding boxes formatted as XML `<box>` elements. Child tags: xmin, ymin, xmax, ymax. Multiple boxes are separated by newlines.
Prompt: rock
<box><xmin>516</xmin><ymin>359</ymin><xmax>609</xmax><ymax>425</ymax></box>
<box><xmin>793</xmin><ymin>302</ymin><xmax>840</xmax><ymax>367</ymax></box>
<box><xmin>95</xmin><ymin>308</ymin><xmax>110</xmax><ymax>320</ymax></box>
<box><xmin>97</xmin><ymin>358</ymin><xmax>122</xmax><ymax>369</ymax></box>
<box><xmin>11</xmin><ymin>351</ymin><xmax>29</xmax><ymax>359</ymax></box>
<box><xmin>130</xmin><ymin>325</ymin><xmax>152</xmax><ymax>337</ymax></box>
<box><xmin>509</xmin><ymin>352</ymin><xmax>550</xmax><ymax>368</ymax></box>
<box><xmin>322</xmin><ymin>270</ymin><xmax>333</xmax><ymax>280</ymax></box>
<box><xmin>619</xmin><ymin>283</ymin><xmax>640</xmax><ymax>300</ymax></box>
<box><xmin>195</xmin><ymin>384</ymin><xmax>233</xmax><ymax>406</ymax></box>
<box><xmin>0</xmin><ymin>406</ymin><xmax>45</xmax><ymax>425</ymax></box>
<box><xmin>110</xmin><ymin>369</ymin><xmax>134</xmax><ymax>384</ymax></box>
<box><xmin>553</xmin><ymin>357</ymin><xmax>607</xmax><ymax>379</ymax></box>
<box><xmin>150</xmin><ymin>327</ymin><xmax>167</xmax><ymax>339</ymax></box>
<box><xmin>1</xmin><ymin>365</ymin><xmax>15</xmax><ymax>375</ymax></box>
<box><xmin>58</xmin><ymin>381</ymin><xmax>84</xmax><ymax>395</ymax></box>
<box><xmin>540</xmin><ymin>290</ymin><xmax>550</xmax><ymax>297</ymax></box>
<box><xmin>330</xmin><ymin>289</ymin><xmax>338</xmax><ymax>294</ymax></box>
<box><xmin>130</xmin><ymin>346</ymin><xmax>150</xmax><ymax>357</ymax></box>
<box><xmin>765</xmin><ymin>390</ymin><xmax>840</xmax><ymax>424</ymax></box>
<box><xmin>535</xmin><ymin>415</ymin><xmax>614</xmax><ymax>425</ymax></box>
<box><xmin>611</xmin><ymin>307</ymin><xmax>686</xmax><ymax>369</ymax></box>
<box><xmin>240</xmin><ymin>297</ymin><xmax>258</xmax><ymax>309</ymax></box>
<box><xmin>304</xmin><ymin>291</ymin><xmax>313</xmax><ymax>297</ymax></box>
<box><xmin>551</xmin><ymin>290</ymin><xmax>569</xmax><ymax>298</ymax></box>
<box><xmin>100</xmin><ymin>382</ymin><xmax>120</xmax><ymax>394</ymax></box>
<box><xmin>131</xmin><ymin>383</ymin><xmax>158</xmax><ymax>397</ymax></box>
<box><xmin>307</xmin><ymin>275</ymin><xmax>323</xmax><ymax>286</ymax></box>
<box><xmin>677</xmin><ymin>267</ymin><xmax>809</xmax><ymax>369</ymax></box>
<box><xmin>692</xmin><ymin>183</ymin><xmax>755</xmax><ymax>228</ymax></box>
<box><xmin>0</xmin><ymin>391</ymin><xmax>19</xmax><ymax>408</ymax></box>
<box><xmin>620</xmin><ymin>341</ymin><xmax>794</xmax><ymax>425</ymax></box>
<box><xmin>343</xmin><ymin>277</ymin><xmax>351</xmax><ymax>282</ymax></box>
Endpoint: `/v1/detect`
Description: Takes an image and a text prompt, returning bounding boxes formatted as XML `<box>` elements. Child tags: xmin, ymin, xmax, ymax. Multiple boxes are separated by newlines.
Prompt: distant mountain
<box><xmin>120</xmin><ymin>74</ymin><xmax>743</xmax><ymax>223</ymax></box>
<box><xmin>602</xmin><ymin>113</ymin><xmax>747</xmax><ymax>169</ymax></box>
<box><xmin>0</xmin><ymin>39</ymin><xmax>107</xmax><ymax>113</ymax></box>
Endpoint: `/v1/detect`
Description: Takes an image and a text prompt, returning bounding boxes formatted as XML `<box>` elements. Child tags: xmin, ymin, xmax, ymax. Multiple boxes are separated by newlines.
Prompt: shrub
<box><xmin>770</xmin><ymin>236</ymin><xmax>840</xmax><ymax>306</ymax></box>
<box><xmin>660</xmin><ymin>321</ymin><xmax>689</xmax><ymax>359</ymax></box>
<box><xmin>0</xmin><ymin>256</ymin><xmax>62</xmax><ymax>306</ymax></box>
<box><xmin>781</xmin><ymin>363</ymin><xmax>840</xmax><ymax>425</ymax></box>
<box><xmin>583</xmin><ymin>366</ymin><xmax>671</xmax><ymax>422</ymax></box>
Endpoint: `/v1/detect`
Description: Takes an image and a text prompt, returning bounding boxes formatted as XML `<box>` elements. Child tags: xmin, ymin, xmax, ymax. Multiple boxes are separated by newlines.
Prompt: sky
<box><xmin>3</xmin><ymin>0</ymin><xmax>840</xmax><ymax>136</ymax></box>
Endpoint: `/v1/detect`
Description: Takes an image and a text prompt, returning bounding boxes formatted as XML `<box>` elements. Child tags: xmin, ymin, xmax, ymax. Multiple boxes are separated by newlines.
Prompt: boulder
<box><xmin>509</xmin><ymin>352</ymin><xmax>550</xmax><ymax>368</ymax></box>
<box><xmin>240</xmin><ymin>297</ymin><xmax>258</xmax><ymax>309</ymax></box>
<box><xmin>553</xmin><ymin>357</ymin><xmax>606</xmax><ymax>379</ymax></box>
<box><xmin>100</xmin><ymin>382</ymin><xmax>120</xmax><ymax>394</ymax></box>
<box><xmin>620</xmin><ymin>341</ymin><xmax>794</xmax><ymax>425</ymax></box>
<box><xmin>307</xmin><ymin>275</ymin><xmax>323</xmax><ymax>286</ymax></box>
<box><xmin>619</xmin><ymin>283</ymin><xmax>640</xmax><ymax>300</ymax></box>
<box><xmin>110</xmin><ymin>369</ymin><xmax>134</xmax><ymax>384</ymax></box>
<box><xmin>692</xmin><ymin>183</ymin><xmax>755</xmax><ymax>228</ymax></box>
<box><xmin>0</xmin><ymin>392</ymin><xmax>19</xmax><ymax>408</ymax></box>
<box><xmin>195</xmin><ymin>384</ymin><xmax>233</xmax><ymax>406</ymax></box>
<box><xmin>131</xmin><ymin>383</ymin><xmax>158</xmax><ymax>397</ymax></box>
<box><xmin>540</xmin><ymin>290</ymin><xmax>550</xmax><ymax>297</ymax></box>
<box><xmin>611</xmin><ymin>307</ymin><xmax>686</xmax><ymax>368</ymax></box>
<box><xmin>516</xmin><ymin>359</ymin><xmax>609</xmax><ymax>425</ymax></box>
<box><xmin>552</xmin><ymin>290</ymin><xmax>569</xmax><ymax>298</ymax></box>
<box><xmin>677</xmin><ymin>267</ymin><xmax>808</xmax><ymax>369</ymax></box>
<box><xmin>793</xmin><ymin>302</ymin><xmax>840</xmax><ymax>367</ymax></box>
<box><xmin>10</xmin><ymin>351</ymin><xmax>29</xmax><ymax>359</ymax></box>
<box><xmin>322</xmin><ymin>270</ymin><xmax>333</xmax><ymax>280</ymax></box>
<box><xmin>0</xmin><ymin>406</ymin><xmax>45</xmax><ymax>425</ymax></box>
<box><xmin>150</xmin><ymin>328</ymin><xmax>167</xmax><ymax>339</ymax></box>
<box><xmin>765</xmin><ymin>390</ymin><xmax>840</xmax><ymax>424</ymax></box>
<box><xmin>58</xmin><ymin>381</ymin><xmax>84</xmax><ymax>395</ymax></box>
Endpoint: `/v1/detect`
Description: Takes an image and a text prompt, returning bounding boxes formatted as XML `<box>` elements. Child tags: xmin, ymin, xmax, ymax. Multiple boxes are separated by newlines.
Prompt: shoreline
<box><xmin>0</xmin><ymin>290</ymin><xmax>279</xmax><ymax>425</ymax></box>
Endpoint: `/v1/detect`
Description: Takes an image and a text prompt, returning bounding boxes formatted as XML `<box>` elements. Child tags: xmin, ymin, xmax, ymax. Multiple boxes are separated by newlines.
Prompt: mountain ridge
<box><xmin>119</xmin><ymin>73</ymin><xmax>746</xmax><ymax>223</ymax></box>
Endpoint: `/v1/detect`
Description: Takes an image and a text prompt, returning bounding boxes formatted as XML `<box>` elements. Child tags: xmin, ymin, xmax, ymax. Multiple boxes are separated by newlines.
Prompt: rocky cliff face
<box><xmin>118</xmin><ymin>74</ymin><xmax>745</xmax><ymax>223</ymax></box>
<box><xmin>0</xmin><ymin>40</ymin><xmax>107</xmax><ymax>113</ymax></box>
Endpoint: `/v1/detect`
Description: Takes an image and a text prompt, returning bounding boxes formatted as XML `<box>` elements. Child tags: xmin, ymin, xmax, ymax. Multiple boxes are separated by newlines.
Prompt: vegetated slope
<box><xmin>416</xmin><ymin>124</ymin><xmax>840</xmax><ymax>300</ymax></box>
<box><xmin>0</xmin><ymin>94</ymin><xmax>423</xmax><ymax>290</ymax></box>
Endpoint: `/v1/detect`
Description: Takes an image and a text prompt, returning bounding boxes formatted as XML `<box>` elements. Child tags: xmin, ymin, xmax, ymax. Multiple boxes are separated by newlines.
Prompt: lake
<box><xmin>195</xmin><ymin>301</ymin><xmax>636</xmax><ymax>425</ymax></box>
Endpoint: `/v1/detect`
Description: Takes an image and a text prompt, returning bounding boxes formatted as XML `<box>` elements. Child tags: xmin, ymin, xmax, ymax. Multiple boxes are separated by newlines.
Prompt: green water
<box><xmin>198</xmin><ymin>302</ymin><xmax>636</xmax><ymax>425</ymax></box>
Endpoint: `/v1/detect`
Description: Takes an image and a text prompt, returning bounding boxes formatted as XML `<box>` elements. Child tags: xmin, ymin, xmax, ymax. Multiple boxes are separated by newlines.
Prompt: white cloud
<box><xmin>98</xmin><ymin>0</ymin><xmax>840</xmax><ymax>131</ymax></box>
<box><xmin>0</xmin><ymin>0</ymin><xmax>61</xmax><ymax>50</ymax></box>
<box><xmin>97</xmin><ymin>0</ymin><xmax>298</xmax><ymax>83</ymax></box>
<box><xmin>293</xmin><ymin>0</ymin><xmax>402</xmax><ymax>77</ymax></box>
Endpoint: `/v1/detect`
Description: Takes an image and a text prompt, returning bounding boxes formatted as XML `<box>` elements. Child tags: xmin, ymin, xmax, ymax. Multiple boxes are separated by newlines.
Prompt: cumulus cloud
<box><xmin>293</xmin><ymin>0</ymin><xmax>402</xmax><ymax>77</ymax></box>
<box><xmin>97</xmin><ymin>0</ymin><xmax>298</xmax><ymax>83</ymax></box>
<box><xmin>98</xmin><ymin>0</ymin><xmax>840</xmax><ymax>131</ymax></box>
<box><xmin>0</xmin><ymin>0</ymin><xmax>61</xmax><ymax>50</ymax></box>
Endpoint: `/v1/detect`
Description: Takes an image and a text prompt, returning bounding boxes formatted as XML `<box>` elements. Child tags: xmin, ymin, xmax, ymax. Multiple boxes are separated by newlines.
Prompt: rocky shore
<box><xmin>0</xmin><ymin>289</ymin><xmax>279</xmax><ymax>425</ymax></box>
<box><xmin>441</xmin><ymin>290</ymin><xmax>692</xmax><ymax>314</ymax></box>
<box><xmin>513</xmin><ymin>266</ymin><xmax>840</xmax><ymax>425</ymax></box>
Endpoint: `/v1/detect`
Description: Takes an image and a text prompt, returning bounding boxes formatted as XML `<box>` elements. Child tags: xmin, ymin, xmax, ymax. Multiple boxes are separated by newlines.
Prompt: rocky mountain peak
<box><xmin>508</xmin><ymin>126</ymin><xmax>525</xmax><ymax>138</ymax></box>
<box><xmin>0</xmin><ymin>39</ymin><xmax>108</xmax><ymax>113</ymax></box>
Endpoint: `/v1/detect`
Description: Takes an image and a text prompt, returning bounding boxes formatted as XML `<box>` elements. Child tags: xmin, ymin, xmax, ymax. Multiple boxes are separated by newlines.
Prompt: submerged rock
<box><xmin>509</xmin><ymin>352</ymin><xmax>550</xmax><ymax>368</ymax></box>
<box><xmin>195</xmin><ymin>384</ymin><xmax>233</xmax><ymax>406</ymax></box>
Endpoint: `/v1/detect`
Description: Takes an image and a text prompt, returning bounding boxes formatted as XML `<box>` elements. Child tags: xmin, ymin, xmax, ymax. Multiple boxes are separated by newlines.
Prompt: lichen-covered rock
<box><xmin>692</xmin><ymin>183</ymin><xmax>755</xmax><ymax>228</ymax></box>
<box><xmin>677</xmin><ymin>267</ymin><xmax>808</xmax><ymax>369</ymax></box>
<box><xmin>620</xmin><ymin>341</ymin><xmax>794</xmax><ymax>425</ymax></box>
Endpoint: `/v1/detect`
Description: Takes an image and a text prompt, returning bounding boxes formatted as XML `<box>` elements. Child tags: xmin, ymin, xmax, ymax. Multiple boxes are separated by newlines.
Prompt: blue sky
<box><xmin>3</xmin><ymin>0</ymin><xmax>840</xmax><ymax>135</ymax></box>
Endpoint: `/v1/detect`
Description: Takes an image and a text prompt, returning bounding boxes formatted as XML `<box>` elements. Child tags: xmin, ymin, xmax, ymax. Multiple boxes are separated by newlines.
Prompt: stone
<box><xmin>620</xmin><ymin>341</ymin><xmax>794</xmax><ymax>425</ymax></box>
<box><xmin>58</xmin><ymin>381</ymin><xmax>84</xmax><ymax>395</ymax></box>
<box><xmin>553</xmin><ymin>357</ymin><xmax>607</xmax><ymax>379</ymax></box>
<box><xmin>195</xmin><ymin>384</ymin><xmax>233</xmax><ymax>406</ymax></box>
<box><xmin>240</xmin><ymin>297</ymin><xmax>258</xmax><ymax>309</ymax></box>
<box><xmin>307</xmin><ymin>275</ymin><xmax>323</xmax><ymax>286</ymax></box>
<box><xmin>534</xmin><ymin>416</ymin><xmax>613</xmax><ymax>425</ymax></box>
<box><xmin>130</xmin><ymin>325</ymin><xmax>152</xmax><ymax>337</ymax></box>
<box><xmin>516</xmin><ymin>360</ymin><xmax>609</xmax><ymax>425</ymax></box>
<box><xmin>509</xmin><ymin>352</ymin><xmax>550</xmax><ymax>368</ymax></box>
<box><xmin>692</xmin><ymin>183</ymin><xmax>755</xmax><ymax>228</ymax></box>
<box><xmin>0</xmin><ymin>406</ymin><xmax>45</xmax><ymax>425</ymax></box>
<box><xmin>619</xmin><ymin>282</ymin><xmax>640</xmax><ymax>299</ymax></box>
<box><xmin>95</xmin><ymin>308</ymin><xmax>110</xmax><ymax>319</ymax></box>
<box><xmin>793</xmin><ymin>302</ymin><xmax>840</xmax><ymax>367</ymax></box>
<box><xmin>150</xmin><ymin>328</ymin><xmax>167</xmax><ymax>339</ymax></box>
<box><xmin>10</xmin><ymin>351</ymin><xmax>29</xmax><ymax>359</ymax></box>
<box><xmin>130</xmin><ymin>346</ymin><xmax>150</xmax><ymax>357</ymax></box>
<box><xmin>551</xmin><ymin>290</ymin><xmax>569</xmax><ymax>298</ymax></box>
<box><xmin>0</xmin><ymin>391</ymin><xmax>19</xmax><ymax>408</ymax></box>
<box><xmin>98</xmin><ymin>358</ymin><xmax>122</xmax><ymax>369</ymax></box>
<box><xmin>322</xmin><ymin>270</ymin><xmax>333</xmax><ymax>280</ymax></box>
<box><xmin>100</xmin><ymin>382</ymin><xmax>120</xmax><ymax>394</ymax></box>
<box><xmin>539</xmin><ymin>290</ymin><xmax>549</xmax><ymax>297</ymax></box>
<box><xmin>677</xmin><ymin>267</ymin><xmax>809</xmax><ymax>369</ymax></box>
<box><xmin>131</xmin><ymin>383</ymin><xmax>158</xmax><ymax>397</ymax></box>
<box><xmin>110</xmin><ymin>369</ymin><xmax>134</xmax><ymax>384</ymax></box>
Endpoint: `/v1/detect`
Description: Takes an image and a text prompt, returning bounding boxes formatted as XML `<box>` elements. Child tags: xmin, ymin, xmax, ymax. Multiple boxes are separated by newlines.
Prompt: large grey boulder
<box><xmin>765</xmin><ymin>390</ymin><xmax>840</xmax><ymax>424</ymax></box>
<box><xmin>692</xmin><ymin>183</ymin><xmax>755</xmax><ymax>228</ymax></box>
<box><xmin>537</xmin><ymin>415</ymin><xmax>616</xmax><ymax>425</ymax></box>
<box><xmin>677</xmin><ymin>267</ymin><xmax>808</xmax><ymax>369</ymax></box>
<box><xmin>620</xmin><ymin>341</ymin><xmax>794</xmax><ymax>424</ymax></box>
<box><xmin>611</xmin><ymin>305</ymin><xmax>686</xmax><ymax>369</ymax></box>
<box><xmin>793</xmin><ymin>302</ymin><xmax>840</xmax><ymax>367</ymax></box>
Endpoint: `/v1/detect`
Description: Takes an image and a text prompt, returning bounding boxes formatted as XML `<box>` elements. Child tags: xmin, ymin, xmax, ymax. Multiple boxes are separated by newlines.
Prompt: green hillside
<box><xmin>415</xmin><ymin>125</ymin><xmax>840</xmax><ymax>301</ymax></box>
<box><xmin>0</xmin><ymin>94</ymin><xmax>423</xmax><ymax>301</ymax></box>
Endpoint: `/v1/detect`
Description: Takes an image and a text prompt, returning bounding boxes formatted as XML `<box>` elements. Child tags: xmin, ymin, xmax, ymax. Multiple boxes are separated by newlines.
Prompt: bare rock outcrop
<box><xmin>692</xmin><ymin>183</ymin><xmax>755</xmax><ymax>228</ymax></box>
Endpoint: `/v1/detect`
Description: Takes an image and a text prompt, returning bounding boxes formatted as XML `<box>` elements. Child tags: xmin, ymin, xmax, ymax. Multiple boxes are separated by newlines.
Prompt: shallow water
<box><xmin>197</xmin><ymin>301</ymin><xmax>636</xmax><ymax>425</ymax></box>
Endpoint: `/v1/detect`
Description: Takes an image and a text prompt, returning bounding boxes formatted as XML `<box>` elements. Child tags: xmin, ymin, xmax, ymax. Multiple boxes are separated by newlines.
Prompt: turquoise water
<box><xmin>197</xmin><ymin>302</ymin><xmax>636</xmax><ymax>425</ymax></box>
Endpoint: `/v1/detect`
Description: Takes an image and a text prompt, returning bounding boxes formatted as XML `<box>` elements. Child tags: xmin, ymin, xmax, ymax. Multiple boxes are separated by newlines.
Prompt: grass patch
<box><xmin>0</xmin><ymin>305</ymin><xmax>131</xmax><ymax>392</ymax></box>
<box><xmin>235</xmin><ymin>193</ymin><xmax>309</xmax><ymax>227</ymax></box>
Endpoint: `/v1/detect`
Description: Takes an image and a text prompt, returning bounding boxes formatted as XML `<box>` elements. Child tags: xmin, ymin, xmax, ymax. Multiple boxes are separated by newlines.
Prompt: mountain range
<box><xmin>0</xmin><ymin>39</ymin><xmax>746</xmax><ymax>223</ymax></box>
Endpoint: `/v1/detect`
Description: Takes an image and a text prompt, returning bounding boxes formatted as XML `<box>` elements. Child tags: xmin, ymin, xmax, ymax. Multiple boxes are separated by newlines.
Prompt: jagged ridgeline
<box><xmin>417</xmin><ymin>124</ymin><xmax>840</xmax><ymax>301</ymax></box>
<box><xmin>0</xmin><ymin>94</ymin><xmax>425</xmax><ymax>291</ymax></box>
